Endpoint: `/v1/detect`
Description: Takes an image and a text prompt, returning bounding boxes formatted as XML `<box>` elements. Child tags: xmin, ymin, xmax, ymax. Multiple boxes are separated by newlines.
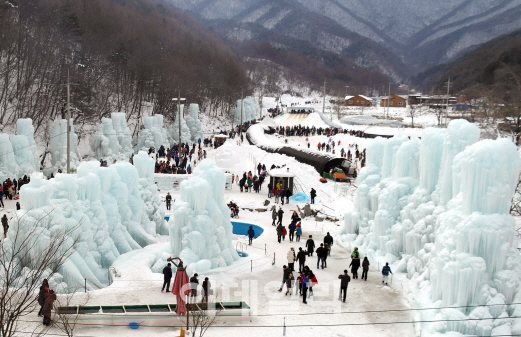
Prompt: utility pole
<box><xmin>178</xmin><ymin>89</ymin><xmax>181</xmax><ymax>144</ymax></box>
<box><xmin>444</xmin><ymin>77</ymin><xmax>451</xmax><ymax>125</ymax></box>
<box><xmin>240</xmin><ymin>86</ymin><xmax>244</xmax><ymax>135</ymax></box>
<box><xmin>66</xmin><ymin>70</ymin><xmax>71</xmax><ymax>174</ymax></box>
<box><xmin>172</xmin><ymin>90</ymin><xmax>186</xmax><ymax>144</ymax></box>
<box><xmin>322</xmin><ymin>79</ymin><xmax>327</xmax><ymax>115</ymax></box>
<box><xmin>387</xmin><ymin>82</ymin><xmax>391</xmax><ymax>118</ymax></box>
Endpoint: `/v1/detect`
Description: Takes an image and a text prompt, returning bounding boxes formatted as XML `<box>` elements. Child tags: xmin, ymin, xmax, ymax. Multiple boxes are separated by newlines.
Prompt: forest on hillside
<box><xmin>0</xmin><ymin>0</ymin><xmax>250</xmax><ymax>136</ymax></box>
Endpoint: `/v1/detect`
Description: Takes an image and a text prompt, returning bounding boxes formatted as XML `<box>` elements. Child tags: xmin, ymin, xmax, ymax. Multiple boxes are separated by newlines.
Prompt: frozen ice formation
<box><xmin>49</xmin><ymin>119</ymin><xmax>81</xmax><ymax>171</ymax></box>
<box><xmin>7</xmin><ymin>154</ymin><xmax>165</xmax><ymax>292</ymax></box>
<box><xmin>135</xmin><ymin>114</ymin><xmax>170</xmax><ymax>152</ymax></box>
<box><xmin>169</xmin><ymin>105</ymin><xmax>192</xmax><ymax>145</ymax></box>
<box><xmin>133</xmin><ymin>151</ymin><xmax>168</xmax><ymax>235</ymax></box>
<box><xmin>0</xmin><ymin>119</ymin><xmax>39</xmax><ymax>181</ymax></box>
<box><xmin>233</xmin><ymin>96</ymin><xmax>259</xmax><ymax>125</ymax></box>
<box><xmin>153</xmin><ymin>159</ymin><xmax>239</xmax><ymax>276</ymax></box>
<box><xmin>185</xmin><ymin>104</ymin><xmax>204</xmax><ymax>142</ymax></box>
<box><xmin>339</xmin><ymin>119</ymin><xmax>521</xmax><ymax>336</ymax></box>
<box><xmin>89</xmin><ymin>112</ymin><xmax>133</xmax><ymax>163</ymax></box>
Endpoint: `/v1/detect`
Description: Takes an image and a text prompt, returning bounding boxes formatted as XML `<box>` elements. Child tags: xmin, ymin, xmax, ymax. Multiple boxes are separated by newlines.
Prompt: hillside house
<box><xmin>345</xmin><ymin>95</ymin><xmax>372</xmax><ymax>107</ymax></box>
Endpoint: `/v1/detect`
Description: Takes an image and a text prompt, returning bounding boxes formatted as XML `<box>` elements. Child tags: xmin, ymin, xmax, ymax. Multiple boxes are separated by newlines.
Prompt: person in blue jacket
<box><xmin>300</xmin><ymin>272</ymin><xmax>309</xmax><ymax>304</ymax></box>
<box><xmin>382</xmin><ymin>262</ymin><xmax>392</xmax><ymax>285</ymax></box>
<box><xmin>247</xmin><ymin>226</ymin><xmax>255</xmax><ymax>245</ymax></box>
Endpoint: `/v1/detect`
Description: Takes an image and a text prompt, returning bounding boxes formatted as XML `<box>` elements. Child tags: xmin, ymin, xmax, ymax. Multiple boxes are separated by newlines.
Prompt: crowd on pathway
<box><xmin>271</xmin><ymin>230</ymin><xmax>393</xmax><ymax>304</ymax></box>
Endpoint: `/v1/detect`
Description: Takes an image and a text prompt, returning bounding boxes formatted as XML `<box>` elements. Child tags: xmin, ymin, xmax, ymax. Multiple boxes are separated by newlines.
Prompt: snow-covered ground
<box><xmin>14</xmin><ymin>130</ymin><xmax>417</xmax><ymax>337</ymax></box>
<box><xmin>7</xmin><ymin>94</ymin><xmax>521</xmax><ymax>337</ymax></box>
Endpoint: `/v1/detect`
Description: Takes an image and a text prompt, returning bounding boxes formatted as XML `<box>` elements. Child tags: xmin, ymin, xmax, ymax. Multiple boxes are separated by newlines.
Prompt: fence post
<box><xmin>84</xmin><ymin>278</ymin><xmax>87</xmax><ymax>293</ymax></box>
<box><xmin>251</xmin><ymin>260</ymin><xmax>252</xmax><ymax>272</ymax></box>
<box><xmin>273</xmin><ymin>252</ymin><xmax>276</xmax><ymax>265</ymax></box>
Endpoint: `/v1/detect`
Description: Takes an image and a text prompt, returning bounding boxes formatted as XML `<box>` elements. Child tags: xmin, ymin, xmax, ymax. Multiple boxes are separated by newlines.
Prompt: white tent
<box><xmin>258</xmin><ymin>116</ymin><xmax>278</xmax><ymax>128</ymax></box>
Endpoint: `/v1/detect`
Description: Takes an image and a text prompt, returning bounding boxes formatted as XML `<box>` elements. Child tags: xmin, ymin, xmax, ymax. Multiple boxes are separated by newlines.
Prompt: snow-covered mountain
<box><xmin>166</xmin><ymin>0</ymin><xmax>521</xmax><ymax>70</ymax></box>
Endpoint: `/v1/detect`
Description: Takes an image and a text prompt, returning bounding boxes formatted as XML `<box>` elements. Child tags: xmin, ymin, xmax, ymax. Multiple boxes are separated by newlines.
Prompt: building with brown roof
<box><xmin>381</xmin><ymin>94</ymin><xmax>407</xmax><ymax>108</ymax></box>
<box><xmin>345</xmin><ymin>95</ymin><xmax>373</xmax><ymax>107</ymax></box>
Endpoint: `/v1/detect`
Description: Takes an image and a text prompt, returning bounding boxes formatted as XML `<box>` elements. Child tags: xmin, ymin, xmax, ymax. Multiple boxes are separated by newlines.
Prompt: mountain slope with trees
<box><xmin>413</xmin><ymin>29</ymin><xmax>521</xmax><ymax>93</ymax></box>
<box><xmin>0</xmin><ymin>0</ymin><xmax>249</xmax><ymax>137</ymax></box>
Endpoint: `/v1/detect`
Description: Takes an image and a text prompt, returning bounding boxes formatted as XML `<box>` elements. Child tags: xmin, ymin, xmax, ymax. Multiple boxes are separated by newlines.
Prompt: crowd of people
<box><xmin>1</xmin><ymin>176</ymin><xmax>29</xmax><ymax>206</ymax></box>
<box><xmin>233</xmin><ymin>163</ymin><xmax>267</xmax><ymax>193</ymax></box>
<box><xmin>143</xmin><ymin>142</ymin><xmax>207</xmax><ymax>175</ymax></box>
<box><xmin>275</xmin><ymin>231</ymin><xmax>393</xmax><ymax>304</ymax></box>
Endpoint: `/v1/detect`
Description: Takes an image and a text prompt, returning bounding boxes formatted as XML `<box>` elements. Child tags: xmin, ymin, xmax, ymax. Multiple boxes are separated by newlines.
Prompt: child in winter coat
<box><xmin>296</xmin><ymin>223</ymin><xmax>302</xmax><ymax>242</ymax></box>
<box><xmin>282</xmin><ymin>226</ymin><xmax>287</xmax><ymax>241</ymax></box>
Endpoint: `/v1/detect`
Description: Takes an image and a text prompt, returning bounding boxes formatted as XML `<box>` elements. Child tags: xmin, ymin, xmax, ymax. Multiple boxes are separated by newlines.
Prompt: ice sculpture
<box><xmin>8</xmin><ymin>157</ymin><xmax>163</xmax><ymax>292</ymax></box>
<box><xmin>233</xmin><ymin>96</ymin><xmax>259</xmax><ymax>125</ymax></box>
<box><xmin>339</xmin><ymin>119</ymin><xmax>521</xmax><ymax>336</ymax></box>
<box><xmin>89</xmin><ymin>112</ymin><xmax>133</xmax><ymax>163</ymax></box>
<box><xmin>0</xmin><ymin>133</ymin><xmax>20</xmax><ymax>182</ymax></box>
<box><xmin>49</xmin><ymin>119</ymin><xmax>81</xmax><ymax>171</ymax></box>
<box><xmin>153</xmin><ymin>159</ymin><xmax>239</xmax><ymax>275</ymax></box>
<box><xmin>185</xmin><ymin>103</ymin><xmax>204</xmax><ymax>142</ymax></box>
<box><xmin>169</xmin><ymin>105</ymin><xmax>192</xmax><ymax>145</ymax></box>
<box><xmin>0</xmin><ymin>119</ymin><xmax>40</xmax><ymax>181</ymax></box>
<box><xmin>133</xmin><ymin>151</ymin><xmax>168</xmax><ymax>235</ymax></box>
<box><xmin>135</xmin><ymin>114</ymin><xmax>170</xmax><ymax>152</ymax></box>
<box><xmin>12</xmin><ymin>119</ymin><xmax>40</xmax><ymax>176</ymax></box>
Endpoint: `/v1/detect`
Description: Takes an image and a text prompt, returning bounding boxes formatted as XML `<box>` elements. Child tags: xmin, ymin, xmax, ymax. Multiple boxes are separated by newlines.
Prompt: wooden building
<box><xmin>345</xmin><ymin>95</ymin><xmax>372</xmax><ymax>107</ymax></box>
<box><xmin>381</xmin><ymin>94</ymin><xmax>407</xmax><ymax>108</ymax></box>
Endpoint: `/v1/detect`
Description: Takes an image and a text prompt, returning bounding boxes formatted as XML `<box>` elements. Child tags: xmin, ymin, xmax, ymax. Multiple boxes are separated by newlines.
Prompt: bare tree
<box><xmin>188</xmin><ymin>303</ymin><xmax>223</xmax><ymax>337</ymax></box>
<box><xmin>408</xmin><ymin>104</ymin><xmax>419</xmax><ymax>128</ymax></box>
<box><xmin>53</xmin><ymin>290</ymin><xmax>91</xmax><ymax>337</ymax></box>
<box><xmin>0</xmin><ymin>210</ymin><xmax>81</xmax><ymax>337</ymax></box>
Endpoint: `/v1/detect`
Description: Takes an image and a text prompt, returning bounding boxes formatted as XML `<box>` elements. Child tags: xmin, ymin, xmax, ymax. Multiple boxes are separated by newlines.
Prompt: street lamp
<box><xmin>172</xmin><ymin>91</ymin><xmax>186</xmax><ymax>144</ymax></box>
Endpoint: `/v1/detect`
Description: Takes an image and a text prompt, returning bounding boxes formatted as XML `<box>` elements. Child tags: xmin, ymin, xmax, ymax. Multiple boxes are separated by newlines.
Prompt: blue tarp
<box><xmin>289</xmin><ymin>192</ymin><xmax>311</xmax><ymax>204</ymax></box>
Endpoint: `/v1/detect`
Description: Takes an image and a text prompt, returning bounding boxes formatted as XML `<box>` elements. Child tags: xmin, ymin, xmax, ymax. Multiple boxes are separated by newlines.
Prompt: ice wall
<box><xmin>153</xmin><ymin>159</ymin><xmax>239</xmax><ymax>275</ymax></box>
<box><xmin>169</xmin><ymin>105</ymin><xmax>192</xmax><ymax>145</ymax></box>
<box><xmin>339</xmin><ymin>120</ymin><xmax>521</xmax><ymax>336</ymax></box>
<box><xmin>0</xmin><ymin>119</ymin><xmax>40</xmax><ymax>181</ymax></box>
<box><xmin>233</xmin><ymin>96</ymin><xmax>259</xmax><ymax>125</ymax></box>
<box><xmin>5</xmin><ymin>158</ymin><xmax>162</xmax><ymax>292</ymax></box>
<box><xmin>185</xmin><ymin>104</ymin><xmax>204</xmax><ymax>142</ymax></box>
<box><xmin>49</xmin><ymin>119</ymin><xmax>81</xmax><ymax>171</ymax></box>
<box><xmin>89</xmin><ymin>112</ymin><xmax>133</xmax><ymax>163</ymax></box>
<box><xmin>135</xmin><ymin>114</ymin><xmax>170</xmax><ymax>152</ymax></box>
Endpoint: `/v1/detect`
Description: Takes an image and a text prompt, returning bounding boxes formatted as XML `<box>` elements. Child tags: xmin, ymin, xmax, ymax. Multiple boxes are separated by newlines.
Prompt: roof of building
<box><xmin>345</xmin><ymin>95</ymin><xmax>372</xmax><ymax>101</ymax></box>
<box><xmin>268</xmin><ymin>167</ymin><xmax>296</xmax><ymax>178</ymax></box>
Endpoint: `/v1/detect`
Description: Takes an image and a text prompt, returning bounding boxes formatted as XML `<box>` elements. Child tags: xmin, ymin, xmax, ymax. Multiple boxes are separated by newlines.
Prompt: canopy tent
<box><xmin>258</xmin><ymin>116</ymin><xmax>278</xmax><ymax>128</ymax></box>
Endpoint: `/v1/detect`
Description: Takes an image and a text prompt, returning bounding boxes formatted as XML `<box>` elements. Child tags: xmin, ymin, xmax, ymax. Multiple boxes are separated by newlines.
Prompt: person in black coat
<box><xmin>190</xmin><ymin>273</ymin><xmax>199</xmax><ymax>300</ymax></box>
<box><xmin>296</xmin><ymin>247</ymin><xmax>307</xmax><ymax>272</ymax></box>
<box><xmin>338</xmin><ymin>270</ymin><xmax>351</xmax><ymax>303</ymax></box>
<box><xmin>323</xmin><ymin>232</ymin><xmax>333</xmax><ymax>255</ymax></box>
<box><xmin>202</xmin><ymin>277</ymin><xmax>211</xmax><ymax>303</ymax></box>
<box><xmin>247</xmin><ymin>226</ymin><xmax>255</xmax><ymax>245</ymax></box>
<box><xmin>349</xmin><ymin>257</ymin><xmax>361</xmax><ymax>279</ymax></box>
<box><xmin>162</xmin><ymin>263</ymin><xmax>173</xmax><ymax>292</ymax></box>
<box><xmin>315</xmin><ymin>243</ymin><xmax>326</xmax><ymax>269</ymax></box>
<box><xmin>310</xmin><ymin>188</ymin><xmax>316</xmax><ymax>204</ymax></box>
<box><xmin>277</xmin><ymin>208</ymin><xmax>284</xmax><ymax>225</ymax></box>
<box><xmin>306</xmin><ymin>235</ymin><xmax>315</xmax><ymax>257</ymax></box>
<box><xmin>361</xmin><ymin>257</ymin><xmax>370</xmax><ymax>281</ymax></box>
<box><xmin>165</xmin><ymin>193</ymin><xmax>172</xmax><ymax>210</ymax></box>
